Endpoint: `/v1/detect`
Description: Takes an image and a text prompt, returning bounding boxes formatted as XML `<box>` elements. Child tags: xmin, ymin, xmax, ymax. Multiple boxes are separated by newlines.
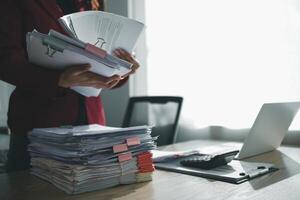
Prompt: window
<box><xmin>141</xmin><ymin>0</ymin><xmax>300</xmax><ymax>130</ymax></box>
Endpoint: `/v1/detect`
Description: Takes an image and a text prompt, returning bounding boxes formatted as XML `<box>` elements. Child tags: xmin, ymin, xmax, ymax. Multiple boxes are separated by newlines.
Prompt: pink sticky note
<box><xmin>113</xmin><ymin>144</ymin><xmax>128</xmax><ymax>153</ymax></box>
<box><xmin>126</xmin><ymin>137</ymin><xmax>141</xmax><ymax>146</ymax></box>
<box><xmin>85</xmin><ymin>43</ymin><xmax>107</xmax><ymax>58</ymax></box>
<box><xmin>118</xmin><ymin>152</ymin><xmax>132</xmax><ymax>162</ymax></box>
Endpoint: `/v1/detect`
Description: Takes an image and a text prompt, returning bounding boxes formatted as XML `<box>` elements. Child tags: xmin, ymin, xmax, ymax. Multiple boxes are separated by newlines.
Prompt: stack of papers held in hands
<box><xmin>26</xmin><ymin>11</ymin><xmax>145</xmax><ymax>97</ymax></box>
<box><xmin>26</xmin><ymin>29</ymin><xmax>133</xmax><ymax>97</ymax></box>
<box><xmin>28</xmin><ymin>124</ymin><xmax>157</xmax><ymax>194</ymax></box>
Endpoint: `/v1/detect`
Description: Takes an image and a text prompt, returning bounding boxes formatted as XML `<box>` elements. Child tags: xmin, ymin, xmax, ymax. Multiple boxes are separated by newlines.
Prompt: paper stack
<box><xmin>28</xmin><ymin>124</ymin><xmax>156</xmax><ymax>194</ymax></box>
<box><xmin>26</xmin><ymin>11</ymin><xmax>145</xmax><ymax>97</ymax></box>
<box><xmin>26</xmin><ymin>11</ymin><xmax>144</xmax><ymax>96</ymax></box>
<box><xmin>26</xmin><ymin>30</ymin><xmax>132</xmax><ymax>97</ymax></box>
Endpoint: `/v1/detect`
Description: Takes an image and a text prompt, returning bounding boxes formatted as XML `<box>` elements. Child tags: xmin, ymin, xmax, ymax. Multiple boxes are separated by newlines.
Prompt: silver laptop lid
<box><xmin>236</xmin><ymin>102</ymin><xmax>300</xmax><ymax>160</ymax></box>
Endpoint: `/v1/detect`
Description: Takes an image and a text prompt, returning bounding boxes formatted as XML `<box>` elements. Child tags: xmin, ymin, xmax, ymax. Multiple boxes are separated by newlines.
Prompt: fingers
<box><xmin>113</xmin><ymin>48</ymin><xmax>140</xmax><ymax>75</ymax></box>
<box><xmin>106</xmin><ymin>79</ymin><xmax>120</xmax><ymax>89</ymax></box>
<box><xmin>68</xmin><ymin>64</ymin><xmax>91</xmax><ymax>76</ymax></box>
<box><xmin>59</xmin><ymin>64</ymin><xmax>92</xmax><ymax>88</ymax></box>
<box><xmin>120</xmin><ymin>71</ymin><xmax>132</xmax><ymax>79</ymax></box>
<box><xmin>91</xmin><ymin>0</ymin><xmax>100</xmax><ymax>10</ymax></box>
<box><xmin>113</xmin><ymin>49</ymin><xmax>134</xmax><ymax>62</ymax></box>
<box><xmin>76</xmin><ymin>72</ymin><xmax>121</xmax><ymax>89</ymax></box>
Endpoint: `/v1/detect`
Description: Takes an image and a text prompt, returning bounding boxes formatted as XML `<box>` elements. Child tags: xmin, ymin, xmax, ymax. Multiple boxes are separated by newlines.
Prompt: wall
<box><xmin>101</xmin><ymin>0</ymin><xmax>130</xmax><ymax>127</ymax></box>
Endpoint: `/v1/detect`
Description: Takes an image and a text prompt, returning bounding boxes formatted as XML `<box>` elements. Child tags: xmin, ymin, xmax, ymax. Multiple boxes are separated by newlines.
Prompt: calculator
<box><xmin>180</xmin><ymin>150</ymin><xmax>239</xmax><ymax>170</ymax></box>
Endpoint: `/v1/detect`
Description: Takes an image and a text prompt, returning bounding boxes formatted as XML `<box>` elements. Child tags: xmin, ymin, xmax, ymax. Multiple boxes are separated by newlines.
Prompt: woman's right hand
<box><xmin>58</xmin><ymin>64</ymin><xmax>121</xmax><ymax>89</ymax></box>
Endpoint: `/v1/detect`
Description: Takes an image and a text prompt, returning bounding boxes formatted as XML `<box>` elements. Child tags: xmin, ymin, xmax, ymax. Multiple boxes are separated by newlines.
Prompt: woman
<box><xmin>0</xmin><ymin>0</ymin><xmax>139</xmax><ymax>172</ymax></box>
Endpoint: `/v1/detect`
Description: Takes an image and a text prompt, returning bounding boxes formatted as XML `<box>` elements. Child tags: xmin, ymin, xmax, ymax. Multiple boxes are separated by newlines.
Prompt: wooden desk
<box><xmin>1</xmin><ymin>140</ymin><xmax>300</xmax><ymax>200</ymax></box>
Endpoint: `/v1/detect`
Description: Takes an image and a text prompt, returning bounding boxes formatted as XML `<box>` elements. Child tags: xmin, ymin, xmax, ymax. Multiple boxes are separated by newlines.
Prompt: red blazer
<box><xmin>0</xmin><ymin>0</ymin><xmax>126</xmax><ymax>134</ymax></box>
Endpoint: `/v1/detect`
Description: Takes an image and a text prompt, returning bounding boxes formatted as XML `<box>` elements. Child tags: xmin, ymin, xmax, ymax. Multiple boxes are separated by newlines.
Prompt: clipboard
<box><xmin>155</xmin><ymin>158</ymin><xmax>278</xmax><ymax>184</ymax></box>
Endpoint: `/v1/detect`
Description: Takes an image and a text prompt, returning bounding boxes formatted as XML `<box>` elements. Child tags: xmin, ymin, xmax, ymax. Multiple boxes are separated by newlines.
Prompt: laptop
<box><xmin>235</xmin><ymin>101</ymin><xmax>300</xmax><ymax>160</ymax></box>
<box><xmin>153</xmin><ymin>101</ymin><xmax>300</xmax><ymax>162</ymax></box>
<box><xmin>153</xmin><ymin>102</ymin><xmax>300</xmax><ymax>183</ymax></box>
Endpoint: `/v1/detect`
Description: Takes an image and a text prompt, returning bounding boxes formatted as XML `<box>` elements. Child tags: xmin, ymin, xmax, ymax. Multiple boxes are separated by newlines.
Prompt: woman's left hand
<box><xmin>113</xmin><ymin>48</ymin><xmax>140</xmax><ymax>78</ymax></box>
<box><xmin>91</xmin><ymin>0</ymin><xmax>100</xmax><ymax>10</ymax></box>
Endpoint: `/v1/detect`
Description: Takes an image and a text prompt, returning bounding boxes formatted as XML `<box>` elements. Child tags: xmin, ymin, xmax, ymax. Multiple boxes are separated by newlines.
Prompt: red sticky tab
<box><xmin>139</xmin><ymin>165</ymin><xmax>155</xmax><ymax>173</ymax></box>
<box><xmin>113</xmin><ymin>144</ymin><xmax>128</xmax><ymax>153</ymax></box>
<box><xmin>118</xmin><ymin>152</ymin><xmax>132</xmax><ymax>162</ymax></box>
<box><xmin>137</xmin><ymin>160</ymin><xmax>153</xmax><ymax>167</ymax></box>
<box><xmin>137</xmin><ymin>152</ymin><xmax>152</xmax><ymax>160</ymax></box>
<box><xmin>126</xmin><ymin>137</ymin><xmax>140</xmax><ymax>146</ymax></box>
<box><xmin>137</xmin><ymin>157</ymin><xmax>153</xmax><ymax>165</ymax></box>
<box><xmin>85</xmin><ymin>43</ymin><xmax>107</xmax><ymax>58</ymax></box>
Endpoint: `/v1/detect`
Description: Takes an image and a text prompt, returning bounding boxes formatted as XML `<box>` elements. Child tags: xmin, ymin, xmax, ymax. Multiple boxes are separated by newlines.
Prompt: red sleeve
<box><xmin>0</xmin><ymin>1</ymin><xmax>66</xmax><ymax>99</ymax></box>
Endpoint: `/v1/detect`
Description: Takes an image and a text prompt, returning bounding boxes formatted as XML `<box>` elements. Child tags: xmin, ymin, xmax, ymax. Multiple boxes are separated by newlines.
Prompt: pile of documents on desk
<box><xmin>26</xmin><ymin>11</ymin><xmax>144</xmax><ymax>97</ymax></box>
<box><xmin>28</xmin><ymin>124</ymin><xmax>156</xmax><ymax>194</ymax></box>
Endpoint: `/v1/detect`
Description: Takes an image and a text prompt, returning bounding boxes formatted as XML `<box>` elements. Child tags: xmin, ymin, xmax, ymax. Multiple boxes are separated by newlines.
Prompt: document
<box><xmin>27</xmin><ymin>30</ymin><xmax>131</xmax><ymax>96</ymax></box>
<box><xmin>28</xmin><ymin>124</ymin><xmax>156</xmax><ymax>194</ymax></box>
<box><xmin>31</xmin><ymin>124</ymin><xmax>151</xmax><ymax>136</ymax></box>
<box><xmin>59</xmin><ymin>11</ymin><xmax>144</xmax><ymax>54</ymax></box>
<box><xmin>26</xmin><ymin>11</ymin><xmax>145</xmax><ymax>97</ymax></box>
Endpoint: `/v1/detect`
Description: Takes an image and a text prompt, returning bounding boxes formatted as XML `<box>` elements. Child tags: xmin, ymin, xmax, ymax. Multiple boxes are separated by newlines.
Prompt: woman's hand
<box><xmin>91</xmin><ymin>0</ymin><xmax>100</xmax><ymax>10</ymax></box>
<box><xmin>58</xmin><ymin>64</ymin><xmax>121</xmax><ymax>89</ymax></box>
<box><xmin>113</xmin><ymin>49</ymin><xmax>140</xmax><ymax>78</ymax></box>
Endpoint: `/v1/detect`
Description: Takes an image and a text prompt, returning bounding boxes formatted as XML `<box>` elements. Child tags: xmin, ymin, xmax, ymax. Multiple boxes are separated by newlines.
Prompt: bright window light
<box><xmin>144</xmin><ymin>0</ymin><xmax>300</xmax><ymax>129</ymax></box>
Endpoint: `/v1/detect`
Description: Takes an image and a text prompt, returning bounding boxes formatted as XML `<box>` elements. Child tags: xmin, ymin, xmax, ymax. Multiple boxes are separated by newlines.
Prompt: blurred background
<box><xmin>1</xmin><ymin>0</ymin><xmax>300</xmax><ymax>145</ymax></box>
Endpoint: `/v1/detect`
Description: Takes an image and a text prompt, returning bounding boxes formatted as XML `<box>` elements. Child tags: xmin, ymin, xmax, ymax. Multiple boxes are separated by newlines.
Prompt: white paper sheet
<box><xmin>59</xmin><ymin>11</ymin><xmax>145</xmax><ymax>54</ymax></box>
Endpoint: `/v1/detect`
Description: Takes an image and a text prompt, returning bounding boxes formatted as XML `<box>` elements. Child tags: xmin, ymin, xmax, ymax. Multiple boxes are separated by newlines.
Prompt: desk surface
<box><xmin>1</xmin><ymin>140</ymin><xmax>300</xmax><ymax>200</ymax></box>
